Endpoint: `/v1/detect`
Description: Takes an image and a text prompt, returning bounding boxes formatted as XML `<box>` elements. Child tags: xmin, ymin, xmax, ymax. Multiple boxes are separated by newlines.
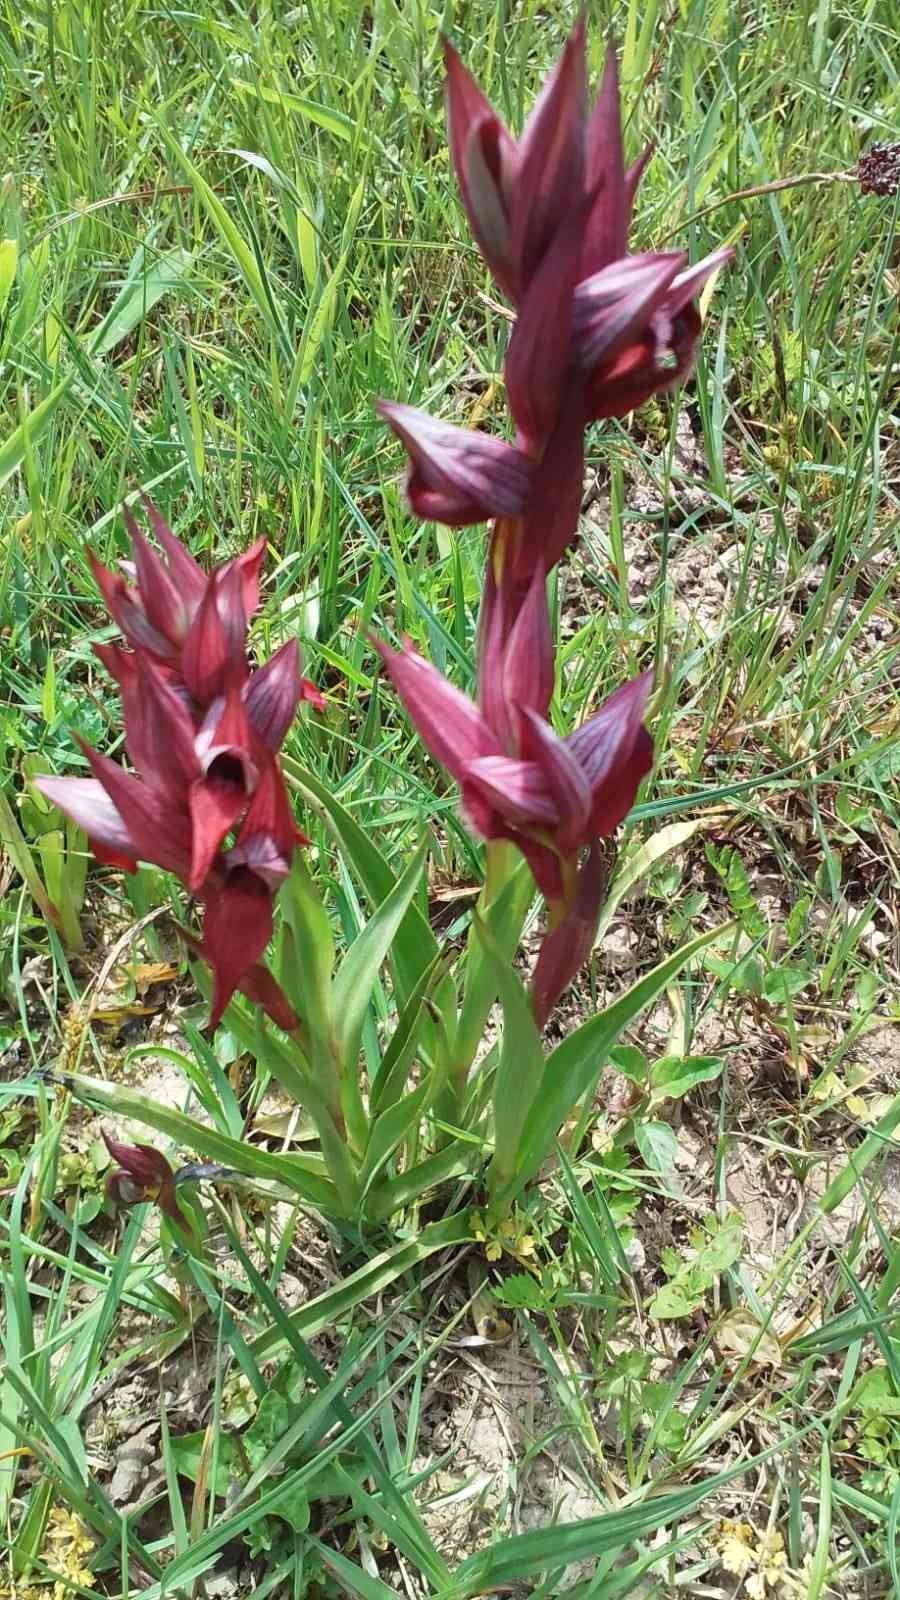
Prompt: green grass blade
<box><xmin>248</xmin><ymin>1211</ymin><xmax>474</xmax><ymax>1362</ymax></box>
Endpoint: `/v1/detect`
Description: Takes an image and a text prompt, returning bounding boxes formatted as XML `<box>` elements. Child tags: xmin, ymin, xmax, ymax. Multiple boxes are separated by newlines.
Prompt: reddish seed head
<box><xmin>857</xmin><ymin>142</ymin><xmax>900</xmax><ymax>197</ymax></box>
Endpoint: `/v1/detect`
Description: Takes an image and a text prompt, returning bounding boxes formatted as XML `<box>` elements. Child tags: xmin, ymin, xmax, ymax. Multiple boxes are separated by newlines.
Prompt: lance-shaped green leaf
<box><xmin>250</xmin><ymin>1015</ymin><xmax>360</xmax><ymax>1214</ymax></box>
<box><xmin>493</xmin><ymin>922</ymin><xmax>729</xmax><ymax>1207</ymax></box>
<box><xmin>359</xmin><ymin>1077</ymin><xmax>436</xmax><ymax>1206</ymax></box>
<box><xmin>282</xmin><ymin>757</ymin><xmax>452</xmax><ymax>1022</ymax></box>
<box><xmin>370</xmin><ymin>951</ymin><xmax>448</xmax><ymax>1116</ymax></box>
<box><xmin>473</xmin><ymin>914</ymin><xmax>546</xmax><ymax>1193</ymax></box>
<box><xmin>452</xmin><ymin>853</ymin><xmax>533</xmax><ymax>1084</ymax></box>
<box><xmin>279</xmin><ymin>854</ymin><xmax>335</xmax><ymax>1052</ymax></box>
<box><xmin>186</xmin><ymin>958</ymin><xmax>359</xmax><ymax>1212</ymax></box>
<box><xmin>332</xmin><ymin>843</ymin><xmax>427</xmax><ymax>1078</ymax></box>
<box><xmin>367</xmin><ymin>1143</ymin><xmax>477</xmax><ymax>1221</ymax></box>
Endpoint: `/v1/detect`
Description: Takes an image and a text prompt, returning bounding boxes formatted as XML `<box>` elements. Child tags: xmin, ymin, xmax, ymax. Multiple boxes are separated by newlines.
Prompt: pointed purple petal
<box><xmin>511</xmin><ymin>19</ymin><xmax>586</xmax><ymax>293</ymax></box>
<box><xmin>463</xmin><ymin>756</ymin><xmax>559</xmax><ymax>827</ymax></box>
<box><xmin>221</xmin><ymin>536</ymin><xmax>267</xmax><ymax>623</ymax></box>
<box><xmin>103</xmin><ymin>1134</ymin><xmax>173</xmax><ymax>1188</ymax></box>
<box><xmin>33</xmin><ymin>776</ymin><xmax>136</xmax><ymax>862</ymax></box>
<box><xmin>180</xmin><ymin>572</ymin><xmax>238</xmax><ymax>704</ymax></box>
<box><xmin>125</xmin><ymin>509</ymin><xmax>193</xmax><ymax>644</ymax></box>
<box><xmin>189</xmin><ymin>777</ymin><xmax>247</xmax><ymax>892</ymax></box>
<box><xmin>582</xmin><ymin>44</ymin><xmax>627</xmax><ymax>277</ymax></box>
<box><xmin>444</xmin><ymin>36</ymin><xmax>502</xmax><ymax>163</ymax></box>
<box><xmin>463</xmin><ymin>118</ymin><xmax>517</xmax><ymax>298</ymax></box>
<box><xmin>531</xmin><ymin>841</ymin><xmax>609</xmax><ymax>1026</ymax></box>
<box><xmin>373</xmin><ymin>636</ymin><xmax>501</xmax><ymax>783</ymax></box>
<box><xmin>462</xmin><ymin>786</ymin><xmax>565</xmax><ymax>901</ymax></box>
<box><xmin>140</xmin><ymin>497</ymin><xmax>207</xmax><ymax>609</ymax></box>
<box><xmin>378</xmin><ymin>400</ymin><xmax>533</xmax><ymax>525</ymax></box>
<box><xmin>78</xmin><ymin>743</ymin><xmax>193</xmax><ymax>878</ymax></box>
<box><xmin>574</xmin><ymin>252</ymin><xmax>686</xmax><ymax>370</ymax></box>
<box><xmin>565</xmin><ymin>671</ymin><xmax>654</xmax><ymax>834</ymax></box>
<box><xmin>476</xmin><ymin>560</ymin><xmax>516</xmax><ymax>751</ymax></box>
<box><xmin>512</xmin><ymin>381</ymin><xmax>585</xmax><ymax>581</ymax></box>
<box><xmin>666</xmin><ymin>245</ymin><xmax>733</xmax><ymax>316</ymax></box>
<box><xmin>202</xmin><ymin>869</ymin><xmax>273</xmax><ymax>1031</ymax></box>
<box><xmin>228</xmin><ymin>756</ymin><xmax>304</xmax><ymax>888</ymax></box>
<box><xmin>93</xmin><ymin>643</ymin><xmax>142</xmax><ymax>758</ymax></box>
<box><xmin>243</xmin><ymin>639</ymin><xmax>304</xmax><ymax>749</ymax></box>
<box><xmin>502</xmin><ymin>563</ymin><xmax>554</xmax><ymax>731</ymax></box>
<box><xmin>236</xmin><ymin>964</ymin><xmax>298</xmax><ymax>1032</ymax></box>
<box><xmin>444</xmin><ymin>39</ymin><xmax>518</xmax><ymax>300</ymax></box>
<box><xmin>504</xmin><ymin>201</ymin><xmax>585</xmax><ymax>449</ymax></box>
<box><xmin>130</xmin><ymin>656</ymin><xmax>201</xmax><ymax>797</ymax></box>
<box><xmin>519</xmin><ymin>708</ymin><xmax>592</xmax><ymax>848</ymax></box>
<box><xmin>88</xmin><ymin>553</ymin><xmax>175</xmax><ymax>661</ymax></box>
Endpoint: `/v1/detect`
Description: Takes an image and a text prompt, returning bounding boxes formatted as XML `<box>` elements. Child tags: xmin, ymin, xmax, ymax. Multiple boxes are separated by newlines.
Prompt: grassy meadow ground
<box><xmin>1</xmin><ymin>0</ymin><xmax>900</xmax><ymax>1593</ymax></box>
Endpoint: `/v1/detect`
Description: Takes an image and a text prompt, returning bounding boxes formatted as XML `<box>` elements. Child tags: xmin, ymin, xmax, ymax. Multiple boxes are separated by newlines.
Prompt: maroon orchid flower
<box><xmin>103</xmin><ymin>1133</ymin><xmax>183</xmax><ymax>1223</ymax></box>
<box><xmin>444</xmin><ymin>23</ymin><xmax>586</xmax><ymax>309</ymax></box>
<box><xmin>573</xmin><ymin>46</ymin><xmax>731</xmax><ymax>423</ymax></box>
<box><xmin>374</xmin><ymin>608</ymin><xmax>653</xmax><ymax>1020</ymax></box>
<box><xmin>575</xmin><ymin>243</ymin><xmax>733</xmax><ymax>421</ymax></box>
<box><xmin>377</xmin><ymin>401</ymin><xmax>534</xmax><ymax>527</ymax></box>
<box><xmin>381</xmin><ymin>26</ymin><xmax>730</xmax><ymax>589</ymax></box>
<box><xmin>36</xmin><ymin>503</ymin><xmax>321</xmax><ymax>1030</ymax></box>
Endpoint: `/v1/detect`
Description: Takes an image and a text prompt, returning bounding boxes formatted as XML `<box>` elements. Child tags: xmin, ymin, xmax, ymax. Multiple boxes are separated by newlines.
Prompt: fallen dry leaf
<box><xmin>717</xmin><ymin>1310</ymin><xmax>784</xmax><ymax>1368</ymax></box>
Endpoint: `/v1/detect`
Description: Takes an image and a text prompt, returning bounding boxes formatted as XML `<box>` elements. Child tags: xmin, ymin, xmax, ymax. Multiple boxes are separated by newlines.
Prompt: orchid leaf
<box><xmin>473</xmin><ymin>914</ymin><xmax>545</xmax><ymax>1193</ymax></box>
<box><xmin>370</xmin><ymin>952</ymin><xmax>447</xmax><ymax>1115</ymax></box>
<box><xmin>368</xmin><ymin>1144</ymin><xmax>477</xmax><ymax>1220</ymax></box>
<box><xmin>333</xmin><ymin>843</ymin><xmax>427</xmax><ymax>1078</ymax></box>
<box><xmin>496</xmin><ymin>922</ymin><xmax>730</xmax><ymax>1207</ymax></box>
<box><xmin>54</xmin><ymin>1071</ymin><xmax>344</xmax><ymax>1215</ymax></box>
<box><xmin>359</xmin><ymin>1077</ymin><xmax>435</xmax><ymax>1204</ymax></box>
<box><xmin>279</xmin><ymin>854</ymin><xmax>335</xmax><ymax>1051</ymax></box>
<box><xmin>282</xmin><ymin>757</ymin><xmax>446</xmax><ymax>1014</ymax></box>
<box><xmin>452</xmin><ymin>854</ymin><xmax>533</xmax><ymax>1084</ymax></box>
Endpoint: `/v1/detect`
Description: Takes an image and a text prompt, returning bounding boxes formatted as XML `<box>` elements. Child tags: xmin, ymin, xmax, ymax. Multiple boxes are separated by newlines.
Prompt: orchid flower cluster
<box><xmin>40</xmin><ymin>26</ymin><xmax>730</xmax><ymax>1223</ymax></box>
<box><xmin>376</xmin><ymin>23</ymin><xmax>729</xmax><ymax>1022</ymax></box>
<box><xmin>36</xmin><ymin>502</ymin><xmax>322</xmax><ymax>1031</ymax></box>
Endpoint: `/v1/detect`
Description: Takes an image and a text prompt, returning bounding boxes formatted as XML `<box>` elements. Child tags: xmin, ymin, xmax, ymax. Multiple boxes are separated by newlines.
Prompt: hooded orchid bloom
<box><xmin>380</xmin><ymin>26</ymin><xmax>730</xmax><ymax>585</ymax></box>
<box><xmin>445</xmin><ymin>30</ymin><xmax>730</xmax><ymax>426</ymax></box>
<box><xmin>36</xmin><ymin>503</ymin><xmax>322</xmax><ymax>1030</ymax></box>
<box><xmin>374</xmin><ymin>563</ymin><xmax>653</xmax><ymax>1021</ymax></box>
<box><xmin>375</xmin><ymin>401</ymin><xmax>534</xmax><ymax>527</ymax></box>
<box><xmin>375</xmin><ymin>635</ymin><xmax>651</xmax><ymax>900</ymax></box>
<box><xmin>103</xmin><ymin>1133</ymin><xmax>183</xmax><ymax>1222</ymax></box>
